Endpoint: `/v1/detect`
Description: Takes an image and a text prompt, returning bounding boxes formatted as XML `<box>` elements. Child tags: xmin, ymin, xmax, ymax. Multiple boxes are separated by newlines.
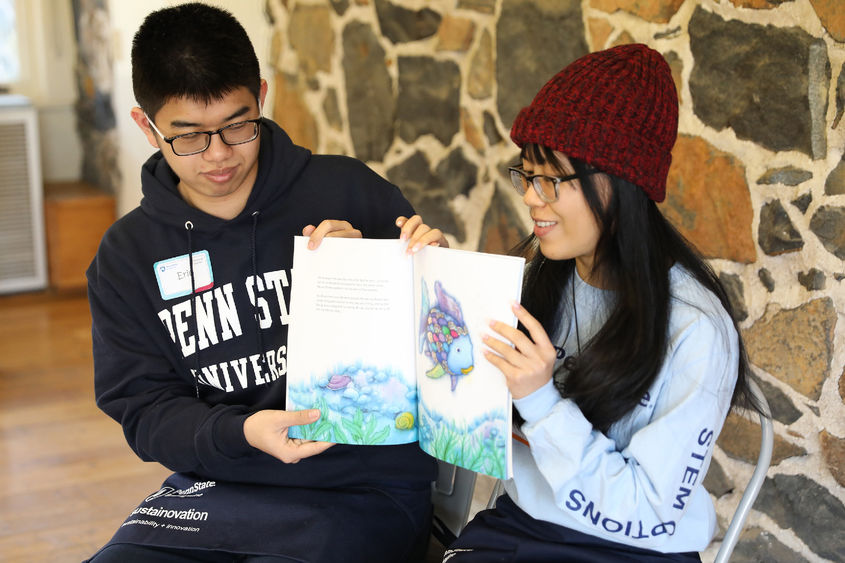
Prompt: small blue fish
<box><xmin>419</xmin><ymin>279</ymin><xmax>473</xmax><ymax>391</ymax></box>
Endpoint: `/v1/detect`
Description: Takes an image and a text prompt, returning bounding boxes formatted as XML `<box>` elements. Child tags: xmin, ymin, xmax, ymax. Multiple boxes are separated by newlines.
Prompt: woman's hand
<box><xmin>302</xmin><ymin>220</ymin><xmax>362</xmax><ymax>250</ymax></box>
<box><xmin>243</xmin><ymin>408</ymin><xmax>334</xmax><ymax>463</ymax></box>
<box><xmin>396</xmin><ymin>215</ymin><xmax>449</xmax><ymax>254</ymax></box>
<box><xmin>483</xmin><ymin>303</ymin><xmax>557</xmax><ymax>400</ymax></box>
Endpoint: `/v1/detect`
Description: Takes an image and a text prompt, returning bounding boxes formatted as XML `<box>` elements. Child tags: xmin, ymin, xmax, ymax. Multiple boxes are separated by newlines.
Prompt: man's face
<box><xmin>132</xmin><ymin>82</ymin><xmax>267</xmax><ymax>218</ymax></box>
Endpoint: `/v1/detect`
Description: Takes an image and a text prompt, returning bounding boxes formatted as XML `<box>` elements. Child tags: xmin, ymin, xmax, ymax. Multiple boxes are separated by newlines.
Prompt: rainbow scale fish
<box><xmin>419</xmin><ymin>279</ymin><xmax>473</xmax><ymax>391</ymax></box>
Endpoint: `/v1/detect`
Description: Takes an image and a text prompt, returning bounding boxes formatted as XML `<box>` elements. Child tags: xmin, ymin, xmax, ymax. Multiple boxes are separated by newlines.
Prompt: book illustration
<box><xmin>285</xmin><ymin>237</ymin><xmax>523</xmax><ymax>478</ymax></box>
<box><xmin>418</xmin><ymin>398</ymin><xmax>509</xmax><ymax>479</ymax></box>
<box><xmin>415</xmin><ymin>277</ymin><xmax>511</xmax><ymax>478</ymax></box>
<box><xmin>287</xmin><ymin>362</ymin><xmax>418</xmax><ymax>445</ymax></box>
<box><xmin>419</xmin><ymin>279</ymin><xmax>473</xmax><ymax>392</ymax></box>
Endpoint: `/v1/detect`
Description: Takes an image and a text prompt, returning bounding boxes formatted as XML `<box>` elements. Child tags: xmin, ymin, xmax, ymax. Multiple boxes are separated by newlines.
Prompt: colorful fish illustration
<box><xmin>419</xmin><ymin>279</ymin><xmax>473</xmax><ymax>391</ymax></box>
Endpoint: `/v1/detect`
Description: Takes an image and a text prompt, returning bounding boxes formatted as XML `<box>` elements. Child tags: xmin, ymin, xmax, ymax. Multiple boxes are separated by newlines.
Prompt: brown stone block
<box><xmin>743</xmin><ymin>299</ymin><xmax>836</xmax><ymax>400</ymax></box>
<box><xmin>273</xmin><ymin>71</ymin><xmax>319</xmax><ymax>152</ymax></box>
<box><xmin>610</xmin><ymin>31</ymin><xmax>636</xmax><ymax>47</ymax></box>
<box><xmin>590</xmin><ymin>0</ymin><xmax>684</xmax><ymax>23</ymax></box>
<box><xmin>810</xmin><ymin>0</ymin><xmax>845</xmax><ymax>42</ymax></box>
<box><xmin>461</xmin><ymin>108</ymin><xmax>485</xmax><ymax>154</ymax></box>
<box><xmin>468</xmin><ymin>29</ymin><xmax>493</xmax><ymax>100</ymax></box>
<box><xmin>820</xmin><ymin>430</ymin><xmax>845</xmax><ymax>488</ymax></box>
<box><xmin>718</xmin><ymin>411</ymin><xmax>805</xmax><ymax>465</ymax></box>
<box><xmin>661</xmin><ymin>135</ymin><xmax>756</xmax><ymax>263</ymax></box>
<box><xmin>289</xmin><ymin>5</ymin><xmax>334</xmax><ymax>77</ymax></box>
<box><xmin>587</xmin><ymin>18</ymin><xmax>613</xmax><ymax>50</ymax></box>
<box><xmin>437</xmin><ymin>15</ymin><xmax>475</xmax><ymax>52</ymax></box>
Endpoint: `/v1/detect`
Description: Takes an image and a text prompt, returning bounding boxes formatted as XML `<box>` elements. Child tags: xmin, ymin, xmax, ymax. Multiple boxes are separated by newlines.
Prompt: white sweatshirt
<box><xmin>506</xmin><ymin>265</ymin><xmax>738</xmax><ymax>553</ymax></box>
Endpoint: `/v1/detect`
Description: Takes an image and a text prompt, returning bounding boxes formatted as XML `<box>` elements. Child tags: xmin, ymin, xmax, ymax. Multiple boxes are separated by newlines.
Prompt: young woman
<box><xmin>430</xmin><ymin>44</ymin><xmax>762</xmax><ymax>562</ymax></box>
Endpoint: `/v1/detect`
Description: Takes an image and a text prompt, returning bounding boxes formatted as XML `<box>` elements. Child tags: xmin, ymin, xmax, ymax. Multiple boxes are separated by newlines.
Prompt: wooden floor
<box><xmin>0</xmin><ymin>290</ymin><xmax>171</xmax><ymax>562</ymax></box>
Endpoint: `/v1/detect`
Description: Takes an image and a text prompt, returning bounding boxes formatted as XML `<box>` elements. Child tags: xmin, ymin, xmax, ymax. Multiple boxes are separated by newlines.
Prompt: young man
<box><xmin>85</xmin><ymin>4</ymin><xmax>439</xmax><ymax>561</ymax></box>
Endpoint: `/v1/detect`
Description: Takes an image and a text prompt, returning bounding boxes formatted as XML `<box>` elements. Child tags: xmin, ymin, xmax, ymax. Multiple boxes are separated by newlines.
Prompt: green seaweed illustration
<box><xmin>426</xmin><ymin>421</ymin><xmax>507</xmax><ymax>480</ymax></box>
<box><xmin>293</xmin><ymin>398</ymin><xmax>391</xmax><ymax>445</ymax></box>
<box><xmin>341</xmin><ymin>408</ymin><xmax>392</xmax><ymax>445</ymax></box>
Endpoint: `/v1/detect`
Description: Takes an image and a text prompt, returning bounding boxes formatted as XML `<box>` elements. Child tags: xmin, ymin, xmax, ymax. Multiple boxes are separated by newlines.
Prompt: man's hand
<box><xmin>243</xmin><ymin>409</ymin><xmax>334</xmax><ymax>463</ymax></box>
<box><xmin>302</xmin><ymin>220</ymin><xmax>362</xmax><ymax>250</ymax></box>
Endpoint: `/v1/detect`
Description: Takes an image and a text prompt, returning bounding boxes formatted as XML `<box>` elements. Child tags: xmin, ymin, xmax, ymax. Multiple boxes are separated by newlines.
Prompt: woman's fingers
<box><xmin>511</xmin><ymin>303</ymin><xmax>555</xmax><ymax>350</ymax></box>
<box><xmin>484</xmin><ymin>305</ymin><xmax>557</xmax><ymax>399</ymax></box>
<box><xmin>396</xmin><ymin>215</ymin><xmax>449</xmax><ymax>252</ymax></box>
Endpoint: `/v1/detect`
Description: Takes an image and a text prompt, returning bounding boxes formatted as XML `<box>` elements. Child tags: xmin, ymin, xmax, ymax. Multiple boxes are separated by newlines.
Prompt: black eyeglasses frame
<box><xmin>508</xmin><ymin>166</ymin><xmax>600</xmax><ymax>203</ymax></box>
<box><xmin>145</xmin><ymin>115</ymin><xmax>263</xmax><ymax>156</ymax></box>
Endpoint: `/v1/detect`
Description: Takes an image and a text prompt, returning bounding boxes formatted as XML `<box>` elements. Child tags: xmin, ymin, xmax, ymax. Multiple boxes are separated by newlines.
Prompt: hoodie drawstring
<box><xmin>251</xmin><ymin>211</ymin><xmax>268</xmax><ymax>370</ymax></box>
<box><xmin>183</xmin><ymin>213</ymin><xmax>267</xmax><ymax>398</ymax></box>
<box><xmin>185</xmin><ymin>220</ymin><xmax>201</xmax><ymax>398</ymax></box>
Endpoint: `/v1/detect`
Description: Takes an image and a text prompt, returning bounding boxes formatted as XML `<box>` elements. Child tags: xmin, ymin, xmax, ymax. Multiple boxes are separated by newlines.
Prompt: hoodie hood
<box><xmin>138</xmin><ymin>119</ymin><xmax>311</xmax><ymax>233</ymax></box>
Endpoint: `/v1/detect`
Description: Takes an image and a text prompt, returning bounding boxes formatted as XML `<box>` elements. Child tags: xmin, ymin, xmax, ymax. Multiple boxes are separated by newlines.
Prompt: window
<box><xmin>0</xmin><ymin>0</ymin><xmax>20</xmax><ymax>86</ymax></box>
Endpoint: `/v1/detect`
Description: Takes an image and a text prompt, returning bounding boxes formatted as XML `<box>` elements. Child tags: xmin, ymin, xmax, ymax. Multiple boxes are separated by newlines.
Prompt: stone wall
<box><xmin>264</xmin><ymin>1</ymin><xmax>844</xmax><ymax>561</ymax></box>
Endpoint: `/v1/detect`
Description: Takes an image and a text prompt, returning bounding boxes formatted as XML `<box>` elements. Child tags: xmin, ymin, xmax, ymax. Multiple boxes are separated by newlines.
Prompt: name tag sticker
<box><xmin>154</xmin><ymin>250</ymin><xmax>214</xmax><ymax>300</ymax></box>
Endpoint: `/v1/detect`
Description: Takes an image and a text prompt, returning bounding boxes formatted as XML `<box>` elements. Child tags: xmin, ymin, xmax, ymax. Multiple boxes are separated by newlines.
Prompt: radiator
<box><xmin>0</xmin><ymin>95</ymin><xmax>47</xmax><ymax>294</ymax></box>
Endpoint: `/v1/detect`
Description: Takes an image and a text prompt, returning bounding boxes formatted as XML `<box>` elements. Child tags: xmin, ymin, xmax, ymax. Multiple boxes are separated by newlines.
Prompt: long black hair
<box><xmin>513</xmin><ymin>144</ymin><xmax>760</xmax><ymax>433</ymax></box>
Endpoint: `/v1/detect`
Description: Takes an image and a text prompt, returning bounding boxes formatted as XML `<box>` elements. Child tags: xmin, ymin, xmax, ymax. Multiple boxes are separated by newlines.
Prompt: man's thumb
<box><xmin>292</xmin><ymin>408</ymin><xmax>320</xmax><ymax>425</ymax></box>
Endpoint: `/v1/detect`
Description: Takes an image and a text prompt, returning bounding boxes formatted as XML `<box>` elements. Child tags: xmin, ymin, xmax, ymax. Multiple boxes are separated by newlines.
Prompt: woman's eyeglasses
<box><xmin>508</xmin><ymin>166</ymin><xmax>598</xmax><ymax>203</ymax></box>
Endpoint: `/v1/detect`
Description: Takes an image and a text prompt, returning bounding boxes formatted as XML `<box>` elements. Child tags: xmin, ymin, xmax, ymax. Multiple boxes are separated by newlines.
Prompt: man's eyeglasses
<box><xmin>145</xmin><ymin>115</ymin><xmax>263</xmax><ymax>156</ymax></box>
<box><xmin>508</xmin><ymin>166</ymin><xmax>599</xmax><ymax>203</ymax></box>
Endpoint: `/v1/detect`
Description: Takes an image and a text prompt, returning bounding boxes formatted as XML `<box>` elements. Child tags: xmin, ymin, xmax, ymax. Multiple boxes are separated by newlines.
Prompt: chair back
<box><xmin>713</xmin><ymin>378</ymin><xmax>773</xmax><ymax>563</ymax></box>
<box><xmin>431</xmin><ymin>459</ymin><xmax>477</xmax><ymax>546</ymax></box>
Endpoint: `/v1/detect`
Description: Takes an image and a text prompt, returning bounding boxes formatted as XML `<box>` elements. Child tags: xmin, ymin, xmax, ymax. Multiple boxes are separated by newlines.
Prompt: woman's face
<box><xmin>521</xmin><ymin>150</ymin><xmax>607</xmax><ymax>285</ymax></box>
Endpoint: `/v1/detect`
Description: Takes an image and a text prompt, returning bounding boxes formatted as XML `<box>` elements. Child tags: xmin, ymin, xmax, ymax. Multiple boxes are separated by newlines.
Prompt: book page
<box><xmin>286</xmin><ymin>237</ymin><xmax>418</xmax><ymax>445</ymax></box>
<box><xmin>413</xmin><ymin>245</ymin><xmax>524</xmax><ymax>479</ymax></box>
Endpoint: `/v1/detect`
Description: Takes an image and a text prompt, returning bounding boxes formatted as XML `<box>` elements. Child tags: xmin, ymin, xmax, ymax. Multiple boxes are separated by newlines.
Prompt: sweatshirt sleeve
<box><xmin>353</xmin><ymin>163</ymin><xmax>415</xmax><ymax>240</ymax></box>
<box><xmin>88</xmin><ymin>263</ymin><xmax>256</xmax><ymax>473</ymax></box>
<box><xmin>305</xmin><ymin>155</ymin><xmax>415</xmax><ymax>240</ymax></box>
<box><xmin>512</xmin><ymin>311</ymin><xmax>738</xmax><ymax>549</ymax></box>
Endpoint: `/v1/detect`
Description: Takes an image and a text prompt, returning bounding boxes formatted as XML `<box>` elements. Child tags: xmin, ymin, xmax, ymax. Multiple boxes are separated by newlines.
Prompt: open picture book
<box><xmin>285</xmin><ymin>236</ymin><xmax>525</xmax><ymax>479</ymax></box>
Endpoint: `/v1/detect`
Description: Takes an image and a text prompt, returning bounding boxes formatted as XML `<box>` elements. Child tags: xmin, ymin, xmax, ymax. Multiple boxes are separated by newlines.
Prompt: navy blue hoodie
<box><xmin>87</xmin><ymin>119</ymin><xmax>437</xmax><ymax>496</ymax></box>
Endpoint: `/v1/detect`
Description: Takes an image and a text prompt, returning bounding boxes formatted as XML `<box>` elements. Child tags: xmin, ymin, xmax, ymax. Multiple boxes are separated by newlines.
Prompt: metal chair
<box><xmin>713</xmin><ymin>378</ymin><xmax>773</xmax><ymax>563</ymax></box>
<box><xmin>431</xmin><ymin>459</ymin><xmax>477</xmax><ymax>547</ymax></box>
<box><xmin>432</xmin><ymin>379</ymin><xmax>773</xmax><ymax>563</ymax></box>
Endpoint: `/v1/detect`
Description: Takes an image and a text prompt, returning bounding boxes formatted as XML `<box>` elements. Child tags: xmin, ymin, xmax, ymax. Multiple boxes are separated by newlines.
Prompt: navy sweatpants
<box><xmin>84</xmin><ymin>474</ymin><xmax>432</xmax><ymax>563</ymax></box>
<box><xmin>88</xmin><ymin>545</ymin><xmax>290</xmax><ymax>562</ymax></box>
<box><xmin>443</xmin><ymin>495</ymin><xmax>702</xmax><ymax>563</ymax></box>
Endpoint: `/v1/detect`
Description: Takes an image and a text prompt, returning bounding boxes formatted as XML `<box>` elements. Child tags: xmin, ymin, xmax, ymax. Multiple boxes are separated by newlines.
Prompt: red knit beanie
<box><xmin>510</xmin><ymin>44</ymin><xmax>678</xmax><ymax>202</ymax></box>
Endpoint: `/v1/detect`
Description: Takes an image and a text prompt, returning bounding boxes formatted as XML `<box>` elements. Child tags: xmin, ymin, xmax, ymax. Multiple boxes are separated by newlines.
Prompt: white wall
<box><xmin>12</xmin><ymin>0</ymin><xmax>81</xmax><ymax>182</ymax></box>
<box><xmin>109</xmin><ymin>0</ymin><xmax>275</xmax><ymax>217</ymax></box>
<box><xmin>10</xmin><ymin>0</ymin><xmax>272</xmax><ymax>205</ymax></box>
